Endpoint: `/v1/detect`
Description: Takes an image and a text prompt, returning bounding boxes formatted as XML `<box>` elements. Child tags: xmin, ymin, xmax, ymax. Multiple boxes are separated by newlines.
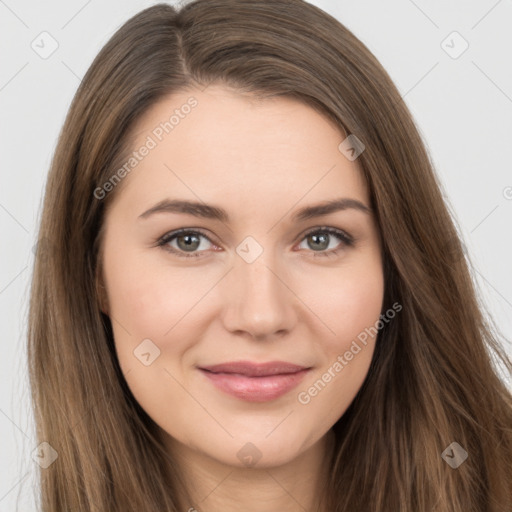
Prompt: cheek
<box><xmin>340</xmin><ymin>275</ymin><xmax>384</xmax><ymax>345</ymax></box>
<box><xmin>297</xmin><ymin>256</ymin><xmax>384</xmax><ymax>411</ymax></box>
<box><xmin>307</xmin><ymin>257</ymin><xmax>384</xmax><ymax>352</ymax></box>
<box><xmin>104</xmin><ymin>249</ymin><xmax>203</xmax><ymax>336</ymax></box>
<box><xmin>103</xmin><ymin>249</ymin><xmax>221</xmax><ymax>383</ymax></box>
<box><xmin>102</xmin><ymin>253</ymin><xmax>197</xmax><ymax>420</ymax></box>
<box><xmin>295</xmin><ymin>276</ymin><xmax>384</xmax><ymax>423</ymax></box>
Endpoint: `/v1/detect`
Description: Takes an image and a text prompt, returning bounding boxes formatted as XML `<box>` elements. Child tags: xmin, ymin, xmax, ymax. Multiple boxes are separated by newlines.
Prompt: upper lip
<box><xmin>199</xmin><ymin>360</ymin><xmax>310</xmax><ymax>377</ymax></box>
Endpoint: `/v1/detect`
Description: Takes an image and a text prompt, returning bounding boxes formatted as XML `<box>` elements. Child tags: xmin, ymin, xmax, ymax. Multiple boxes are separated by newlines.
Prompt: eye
<box><xmin>156</xmin><ymin>226</ymin><xmax>354</xmax><ymax>259</ymax></box>
<box><xmin>156</xmin><ymin>229</ymin><xmax>216</xmax><ymax>258</ymax></box>
<box><xmin>297</xmin><ymin>227</ymin><xmax>354</xmax><ymax>258</ymax></box>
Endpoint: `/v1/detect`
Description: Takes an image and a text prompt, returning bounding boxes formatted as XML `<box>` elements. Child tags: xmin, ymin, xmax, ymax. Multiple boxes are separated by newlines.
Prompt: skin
<box><xmin>98</xmin><ymin>84</ymin><xmax>384</xmax><ymax>511</ymax></box>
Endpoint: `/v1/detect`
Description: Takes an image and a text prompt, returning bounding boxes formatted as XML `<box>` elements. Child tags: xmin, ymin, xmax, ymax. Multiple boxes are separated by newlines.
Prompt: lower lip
<box><xmin>199</xmin><ymin>368</ymin><xmax>310</xmax><ymax>402</ymax></box>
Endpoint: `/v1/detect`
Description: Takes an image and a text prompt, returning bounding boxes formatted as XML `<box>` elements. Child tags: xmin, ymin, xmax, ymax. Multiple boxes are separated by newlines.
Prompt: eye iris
<box><xmin>177</xmin><ymin>233</ymin><xmax>200</xmax><ymax>251</ymax></box>
<box><xmin>308</xmin><ymin>232</ymin><xmax>329</xmax><ymax>251</ymax></box>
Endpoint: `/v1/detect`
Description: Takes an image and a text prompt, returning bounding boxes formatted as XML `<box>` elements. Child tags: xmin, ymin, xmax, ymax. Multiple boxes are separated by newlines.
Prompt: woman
<box><xmin>28</xmin><ymin>0</ymin><xmax>512</xmax><ymax>510</ymax></box>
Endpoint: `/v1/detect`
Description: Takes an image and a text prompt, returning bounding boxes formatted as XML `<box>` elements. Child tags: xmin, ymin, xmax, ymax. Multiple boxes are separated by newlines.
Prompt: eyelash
<box><xmin>155</xmin><ymin>227</ymin><xmax>355</xmax><ymax>259</ymax></box>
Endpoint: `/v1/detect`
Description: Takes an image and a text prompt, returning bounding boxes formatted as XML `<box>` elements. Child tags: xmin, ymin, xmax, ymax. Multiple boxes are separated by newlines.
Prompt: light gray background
<box><xmin>1</xmin><ymin>0</ymin><xmax>511</xmax><ymax>510</ymax></box>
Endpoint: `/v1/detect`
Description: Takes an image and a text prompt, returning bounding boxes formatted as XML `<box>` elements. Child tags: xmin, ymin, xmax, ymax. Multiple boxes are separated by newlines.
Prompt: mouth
<box><xmin>198</xmin><ymin>360</ymin><xmax>311</xmax><ymax>402</ymax></box>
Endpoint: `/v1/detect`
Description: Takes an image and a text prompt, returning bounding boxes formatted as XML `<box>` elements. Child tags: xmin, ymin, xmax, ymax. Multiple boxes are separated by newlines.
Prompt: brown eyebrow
<box><xmin>138</xmin><ymin>197</ymin><xmax>372</xmax><ymax>222</ymax></box>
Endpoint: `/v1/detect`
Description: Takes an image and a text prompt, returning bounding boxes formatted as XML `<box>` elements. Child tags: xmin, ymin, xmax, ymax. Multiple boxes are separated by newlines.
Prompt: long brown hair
<box><xmin>27</xmin><ymin>0</ymin><xmax>512</xmax><ymax>510</ymax></box>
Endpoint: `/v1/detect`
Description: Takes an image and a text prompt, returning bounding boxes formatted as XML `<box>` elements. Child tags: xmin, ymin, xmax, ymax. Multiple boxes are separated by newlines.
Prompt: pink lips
<box><xmin>199</xmin><ymin>361</ymin><xmax>311</xmax><ymax>402</ymax></box>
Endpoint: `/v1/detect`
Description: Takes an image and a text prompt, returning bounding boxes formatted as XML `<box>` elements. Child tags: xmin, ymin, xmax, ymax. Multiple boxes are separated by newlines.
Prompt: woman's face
<box><xmin>99</xmin><ymin>84</ymin><xmax>384</xmax><ymax>468</ymax></box>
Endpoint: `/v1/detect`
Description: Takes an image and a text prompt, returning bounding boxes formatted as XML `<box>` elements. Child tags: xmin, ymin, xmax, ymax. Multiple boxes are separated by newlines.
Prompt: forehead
<box><xmin>108</xmin><ymin>85</ymin><xmax>369</xmax><ymax>219</ymax></box>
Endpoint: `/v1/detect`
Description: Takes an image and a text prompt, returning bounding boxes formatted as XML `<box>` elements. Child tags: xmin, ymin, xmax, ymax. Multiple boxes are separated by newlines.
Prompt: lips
<box><xmin>198</xmin><ymin>360</ymin><xmax>311</xmax><ymax>402</ymax></box>
<box><xmin>200</xmin><ymin>360</ymin><xmax>309</xmax><ymax>377</ymax></box>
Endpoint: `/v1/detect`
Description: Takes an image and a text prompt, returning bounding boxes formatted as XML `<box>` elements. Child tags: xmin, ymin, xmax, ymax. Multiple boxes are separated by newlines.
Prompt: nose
<box><xmin>221</xmin><ymin>248</ymin><xmax>297</xmax><ymax>341</ymax></box>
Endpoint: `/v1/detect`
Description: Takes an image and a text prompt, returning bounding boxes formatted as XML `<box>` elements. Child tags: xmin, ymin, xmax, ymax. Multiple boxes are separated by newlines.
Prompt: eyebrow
<box><xmin>138</xmin><ymin>197</ymin><xmax>372</xmax><ymax>223</ymax></box>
